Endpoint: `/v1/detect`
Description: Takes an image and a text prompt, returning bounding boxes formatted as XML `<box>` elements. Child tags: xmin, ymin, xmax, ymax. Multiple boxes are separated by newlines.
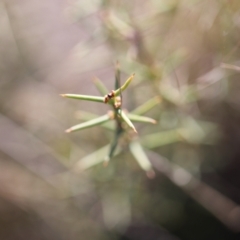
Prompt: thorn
<box><xmin>133</xmin><ymin>127</ymin><xmax>138</xmax><ymax>134</ymax></box>
<box><xmin>146</xmin><ymin>169</ymin><xmax>155</xmax><ymax>179</ymax></box>
<box><xmin>107</xmin><ymin>110</ymin><xmax>115</xmax><ymax>120</ymax></box>
<box><xmin>60</xmin><ymin>94</ymin><xmax>66</xmax><ymax>97</ymax></box>
<box><xmin>92</xmin><ymin>76</ymin><xmax>98</xmax><ymax>83</ymax></box>
<box><xmin>103</xmin><ymin>156</ymin><xmax>110</xmax><ymax>167</ymax></box>
<box><xmin>115</xmin><ymin>61</ymin><xmax>120</xmax><ymax>68</ymax></box>
<box><xmin>155</xmin><ymin>96</ymin><xmax>162</xmax><ymax>103</ymax></box>
<box><xmin>103</xmin><ymin>161</ymin><xmax>109</xmax><ymax>167</ymax></box>
<box><xmin>65</xmin><ymin>128</ymin><xmax>72</xmax><ymax>133</ymax></box>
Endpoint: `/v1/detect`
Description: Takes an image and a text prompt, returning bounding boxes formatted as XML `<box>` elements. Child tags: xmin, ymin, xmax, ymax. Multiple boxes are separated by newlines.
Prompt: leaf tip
<box><xmin>115</xmin><ymin>61</ymin><xmax>120</xmax><ymax>68</ymax></box>
<box><xmin>60</xmin><ymin>94</ymin><xmax>66</xmax><ymax>97</ymax></box>
<box><xmin>130</xmin><ymin>73</ymin><xmax>135</xmax><ymax>80</ymax></box>
<box><xmin>133</xmin><ymin>127</ymin><xmax>138</xmax><ymax>133</ymax></box>
<box><xmin>155</xmin><ymin>96</ymin><xmax>162</xmax><ymax>103</ymax></box>
<box><xmin>65</xmin><ymin>128</ymin><xmax>72</xmax><ymax>133</ymax></box>
<box><xmin>146</xmin><ymin>169</ymin><xmax>155</xmax><ymax>179</ymax></box>
<box><xmin>103</xmin><ymin>156</ymin><xmax>110</xmax><ymax>167</ymax></box>
<box><xmin>152</xmin><ymin>119</ymin><xmax>157</xmax><ymax>124</ymax></box>
<box><xmin>92</xmin><ymin>76</ymin><xmax>97</xmax><ymax>83</ymax></box>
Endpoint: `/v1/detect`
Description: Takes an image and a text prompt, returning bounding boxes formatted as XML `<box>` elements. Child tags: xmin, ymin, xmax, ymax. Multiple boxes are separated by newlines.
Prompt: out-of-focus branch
<box><xmin>0</xmin><ymin>114</ymin><xmax>67</xmax><ymax>178</ymax></box>
<box><xmin>147</xmin><ymin>150</ymin><xmax>240</xmax><ymax>232</ymax></box>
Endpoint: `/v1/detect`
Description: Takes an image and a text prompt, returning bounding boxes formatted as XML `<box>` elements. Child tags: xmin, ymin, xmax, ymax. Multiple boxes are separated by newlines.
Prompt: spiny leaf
<box><xmin>74</xmin><ymin>144</ymin><xmax>122</xmax><ymax>170</ymax></box>
<box><xmin>61</xmin><ymin>94</ymin><xmax>104</xmax><ymax>103</ymax></box>
<box><xmin>131</xmin><ymin>96</ymin><xmax>161</xmax><ymax>115</ymax></box>
<box><xmin>114</xmin><ymin>74</ymin><xmax>135</xmax><ymax>96</ymax></box>
<box><xmin>140</xmin><ymin>130</ymin><xmax>179</xmax><ymax>149</ymax></box>
<box><xmin>120</xmin><ymin>110</ymin><xmax>137</xmax><ymax>133</ymax></box>
<box><xmin>127</xmin><ymin>113</ymin><xmax>157</xmax><ymax>124</ymax></box>
<box><xmin>66</xmin><ymin>114</ymin><xmax>110</xmax><ymax>133</ymax></box>
<box><xmin>75</xmin><ymin>110</ymin><xmax>114</xmax><ymax>131</ymax></box>
<box><xmin>93</xmin><ymin>77</ymin><xmax>109</xmax><ymax>95</ymax></box>
<box><xmin>129</xmin><ymin>140</ymin><xmax>155</xmax><ymax>178</ymax></box>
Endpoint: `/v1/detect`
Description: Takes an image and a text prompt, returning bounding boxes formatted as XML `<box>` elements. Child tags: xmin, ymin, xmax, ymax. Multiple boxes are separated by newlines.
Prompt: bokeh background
<box><xmin>1</xmin><ymin>0</ymin><xmax>240</xmax><ymax>239</ymax></box>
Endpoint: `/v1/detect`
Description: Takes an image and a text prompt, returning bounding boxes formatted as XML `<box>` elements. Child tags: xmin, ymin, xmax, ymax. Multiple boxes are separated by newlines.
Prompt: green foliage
<box><xmin>62</xmin><ymin>67</ymin><xmax>158</xmax><ymax>174</ymax></box>
<box><xmin>2</xmin><ymin>0</ymin><xmax>240</xmax><ymax>238</ymax></box>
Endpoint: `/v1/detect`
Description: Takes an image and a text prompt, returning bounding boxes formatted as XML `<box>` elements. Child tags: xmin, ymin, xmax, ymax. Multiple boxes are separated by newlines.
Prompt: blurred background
<box><xmin>1</xmin><ymin>0</ymin><xmax>240</xmax><ymax>239</ymax></box>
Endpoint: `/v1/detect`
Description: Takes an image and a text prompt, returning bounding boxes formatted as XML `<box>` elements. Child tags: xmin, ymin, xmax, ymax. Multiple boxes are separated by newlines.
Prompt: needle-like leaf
<box><xmin>75</xmin><ymin>110</ymin><xmax>115</xmax><ymax>131</ymax></box>
<box><xmin>129</xmin><ymin>140</ymin><xmax>155</xmax><ymax>178</ymax></box>
<box><xmin>93</xmin><ymin>77</ymin><xmax>109</xmax><ymax>95</ymax></box>
<box><xmin>114</xmin><ymin>74</ymin><xmax>135</xmax><ymax>96</ymax></box>
<box><xmin>131</xmin><ymin>96</ymin><xmax>161</xmax><ymax>115</ymax></box>
<box><xmin>140</xmin><ymin>130</ymin><xmax>179</xmax><ymax>149</ymax></box>
<box><xmin>61</xmin><ymin>94</ymin><xmax>104</xmax><ymax>103</ymax></box>
<box><xmin>127</xmin><ymin>113</ymin><xmax>157</xmax><ymax>124</ymax></box>
<box><xmin>120</xmin><ymin>110</ymin><xmax>137</xmax><ymax>133</ymax></box>
<box><xmin>74</xmin><ymin>144</ymin><xmax>122</xmax><ymax>170</ymax></box>
<box><xmin>66</xmin><ymin>114</ymin><xmax>110</xmax><ymax>133</ymax></box>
